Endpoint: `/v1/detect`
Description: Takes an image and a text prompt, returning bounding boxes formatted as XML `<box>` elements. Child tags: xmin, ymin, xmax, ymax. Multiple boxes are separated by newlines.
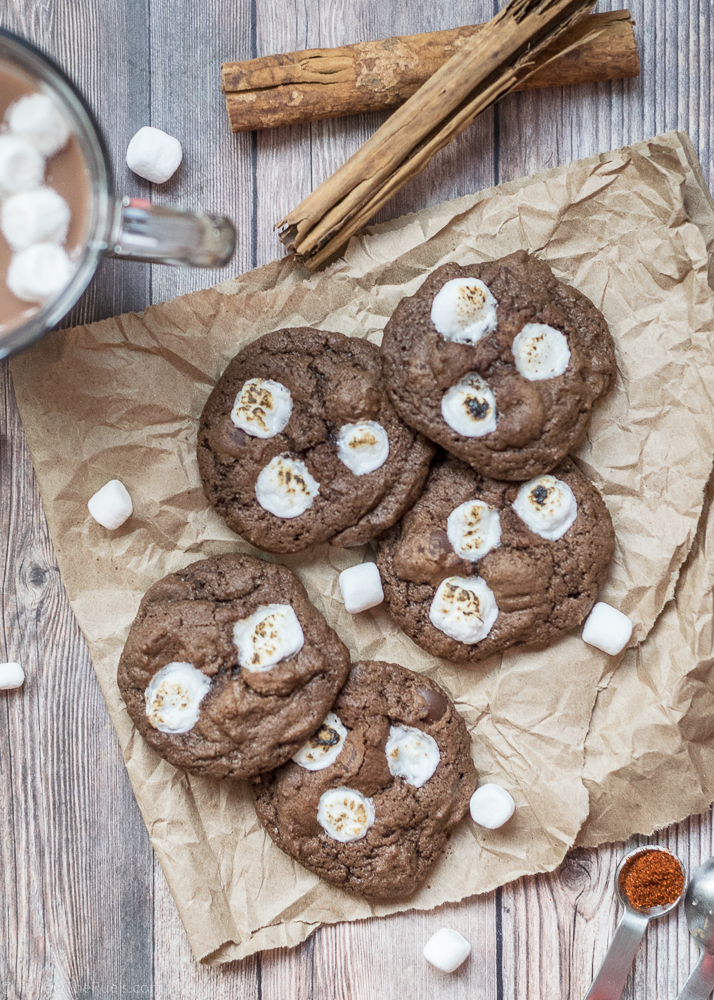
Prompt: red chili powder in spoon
<box><xmin>618</xmin><ymin>849</ymin><xmax>684</xmax><ymax>910</ymax></box>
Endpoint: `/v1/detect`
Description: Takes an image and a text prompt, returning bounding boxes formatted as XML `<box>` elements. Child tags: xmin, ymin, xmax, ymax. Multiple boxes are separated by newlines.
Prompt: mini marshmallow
<box><xmin>429</xmin><ymin>575</ymin><xmax>498</xmax><ymax>644</ymax></box>
<box><xmin>469</xmin><ymin>783</ymin><xmax>516</xmax><ymax>829</ymax></box>
<box><xmin>255</xmin><ymin>454</ymin><xmax>319</xmax><ymax>518</ymax></box>
<box><xmin>512</xmin><ymin>475</ymin><xmax>577</xmax><ymax>541</ymax></box>
<box><xmin>582</xmin><ymin>602</ymin><xmax>633</xmax><ymax>656</ymax></box>
<box><xmin>7</xmin><ymin>243</ymin><xmax>73</xmax><ymax>304</ymax></box>
<box><xmin>145</xmin><ymin>661</ymin><xmax>211</xmax><ymax>733</ymax></box>
<box><xmin>126</xmin><ymin>126</ymin><xmax>183</xmax><ymax>184</ymax></box>
<box><xmin>512</xmin><ymin>323</ymin><xmax>570</xmax><ymax>381</ymax></box>
<box><xmin>337</xmin><ymin>420</ymin><xmax>389</xmax><ymax>476</ymax></box>
<box><xmin>441</xmin><ymin>373</ymin><xmax>497</xmax><ymax>438</ymax></box>
<box><xmin>87</xmin><ymin>479</ymin><xmax>133</xmax><ymax>530</ymax></box>
<box><xmin>317</xmin><ymin>786</ymin><xmax>375</xmax><ymax>843</ymax></box>
<box><xmin>447</xmin><ymin>500</ymin><xmax>501</xmax><ymax>561</ymax></box>
<box><xmin>233</xmin><ymin>603</ymin><xmax>304</xmax><ymax>672</ymax></box>
<box><xmin>385</xmin><ymin>725</ymin><xmax>440</xmax><ymax>788</ymax></box>
<box><xmin>0</xmin><ymin>134</ymin><xmax>45</xmax><ymax>198</ymax></box>
<box><xmin>7</xmin><ymin>93</ymin><xmax>70</xmax><ymax>157</ymax></box>
<box><xmin>0</xmin><ymin>662</ymin><xmax>25</xmax><ymax>690</ymax></box>
<box><xmin>293</xmin><ymin>712</ymin><xmax>348</xmax><ymax>770</ymax></box>
<box><xmin>231</xmin><ymin>378</ymin><xmax>293</xmax><ymax>439</ymax></box>
<box><xmin>1</xmin><ymin>187</ymin><xmax>71</xmax><ymax>251</ymax></box>
<box><xmin>431</xmin><ymin>277</ymin><xmax>498</xmax><ymax>345</ymax></box>
<box><xmin>338</xmin><ymin>562</ymin><xmax>384</xmax><ymax>614</ymax></box>
<box><xmin>423</xmin><ymin>928</ymin><xmax>472</xmax><ymax>974</ymax></box>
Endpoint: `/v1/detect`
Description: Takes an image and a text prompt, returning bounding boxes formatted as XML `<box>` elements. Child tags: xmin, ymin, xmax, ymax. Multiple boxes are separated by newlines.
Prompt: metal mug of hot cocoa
<box><xmin>0</xmin><ymin>28</ymin><xmax>236</xmax><ymax>358</ymax></box>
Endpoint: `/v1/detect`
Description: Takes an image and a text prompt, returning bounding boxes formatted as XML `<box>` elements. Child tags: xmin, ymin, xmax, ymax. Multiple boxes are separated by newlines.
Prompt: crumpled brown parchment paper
<box><xmin>9</xmin><ymin>131</ymin><xmax>714</xmax><ymax>963</ymax></box>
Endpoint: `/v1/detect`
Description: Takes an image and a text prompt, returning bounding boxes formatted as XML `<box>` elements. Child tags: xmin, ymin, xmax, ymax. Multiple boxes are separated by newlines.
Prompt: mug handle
<box><xmin>107</xmin><ymin>196</ymin><xmax>236</xmax><ymax>267</ymax></box>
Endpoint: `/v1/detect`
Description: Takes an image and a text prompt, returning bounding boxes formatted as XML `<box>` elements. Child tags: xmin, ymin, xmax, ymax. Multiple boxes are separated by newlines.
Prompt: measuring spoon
<box><xmin>584</xmin><ymin>845</ymin><xmax>685</xmax><ymax>1000</ymax></box>
<box><xmin>677</xmin><ymin>857</ymin><xmax>714</xmax><ymax>1000</ymax></box>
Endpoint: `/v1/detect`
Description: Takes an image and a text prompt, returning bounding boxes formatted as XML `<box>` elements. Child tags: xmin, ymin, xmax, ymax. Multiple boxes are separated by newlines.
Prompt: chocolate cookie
<box><xmin>376</xmin><ymin>454</ymin><xmax>615</xmax><ymax>663</ymax></box>
<box><xmin>380</xmin><ymin>251</ymin><xmax>616</xmax><ymax>480</ymax></box>
<box><xmin>117</xmin><ymin>553</ymin><xmax>350</xmax><ymax>779</ymax></box>
<box><xmin>253</xmin><ymin>660</ymin><xmax>477</xmax><ymax>899</ymax></box>
<box><xmin>198</xmin><ymin>328</ymin><xmax>435</xmax><ymax>553</ymax></box>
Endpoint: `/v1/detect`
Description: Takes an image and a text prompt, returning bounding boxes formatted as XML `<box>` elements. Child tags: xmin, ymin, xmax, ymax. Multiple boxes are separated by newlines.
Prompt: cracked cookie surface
<box><xmin>117</xmin><ymin>553</ymin><xmax>350</xmax><ymax>778</ymax></box>
<box><xmin>252</xmin><ymin>659</ymin><xmax>477</xmax><ymax>899</ymax></box>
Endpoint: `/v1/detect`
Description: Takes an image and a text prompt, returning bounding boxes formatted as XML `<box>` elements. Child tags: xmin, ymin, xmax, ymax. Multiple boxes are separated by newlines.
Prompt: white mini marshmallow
<box><xmin>231</xmin><ymin>378</ymin><xmax>293</xmax><ymax>439</ymax></box>
<box><xmin>233</xmin><ymin>603</ymin><xmax>304</xmax><ymax>672</ymax></box>
<box><xmin>337</xmin><ymin>420</ymin><xmax>389</xmax><ymax>476</ymax></box>
<box><xmin>441</xmin><ymin>373</ymin><xmax>497</xmax><ymax>438</ymax></box>
<box><xmin>7</xmin><ymin>93</ymin><xmax>70</xmax><ymax>157</ymax></box>
<box><xmin>7</xmin><ymin>243</ymin><xmax>73</xmax><ymax>304</ymax></box>
<box><xmin>429</xmin><ymin>576</ymin><xmax>498</xmax><ymax>644</ymax></box>
<box><xmin>431</xmin><ymin>277</ymin><xmax>498</xmax><ymax>345</ymax></box>
<box><xmin>0</xmin><ymin>662</ymin><xmax>25</xmax><ymax>690</ymax></box>
<box><xmin>385</xmin><ymin>725</ymin><xmax>440</xmax><ymax>788</ymax></box>
<box><xmin>317</xmin><ymin>787</ymin><xmax>375</xmax><ymax>843</ymax></box>
<box><xmin>582</xmin><ymin>602</ymin><xmax>633</xmax><ymax>656</ymax></box>
<box><xmin>1</xmin><ymin>187</ymin><xmax>71</xmax><ymax>251</ymax></box>
<box><xmin>255</xmin><ymin>454</ymin><xmax>319</xmax><ymax>518</ymax></box>
<box><xmin>423</xmin><ymin>928</ymin><xmax>472</xmax><ymax>974</ymax></box>
<box><xmin>512</xmin><ymin>475</ymin><xmax>577</xmax><ymax>541</ymax></box>
<box><xmin>145</xmin><ymin>661</ymin><xmax>211</xmax><ymax>733</ymax></box>
<box><xmin>512</xmin><ymin>322</ymin><xmax>570</xmax><ymax>381</ymax></box>
<box><xmin>126</xmin><ymin>126</ymin><xmax>183</xmax><ymax>184</ymax></box>
<box><xmin>87</xmin><ymin>479</ymin><xmax>133</xmax><ymax>530</ymax></box>
<box><xmin>338</xmin><ymin>562</ymin><xmax>384</xmax><ymax>614</ymax></box>
<box><xmin>0</xmin><ymin>134</ymin><xmax>45</xmax><ymax>198</ymax></box>
<box><xmin>292</xmin><ymin>712</ymin><xmax>348</xmax><ymax>770</ymax></box>
<box><xmin>469</xmin><ymin>783</ymin><xmax>516</xmax><ymax>829</ymax></box>
<box><xmin>447</xmin><ymin>500</ymin><xmax>501</xmax><ymax>561</ymax></box>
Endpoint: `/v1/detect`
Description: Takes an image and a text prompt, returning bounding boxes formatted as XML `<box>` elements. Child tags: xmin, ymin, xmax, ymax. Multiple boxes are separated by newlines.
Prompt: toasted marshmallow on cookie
<box><xmin>255</xmin><ymin>454</ymin><xmax>319</xmax><ymax>518</ymax></box>
<box><xmin>233</xmin><ymin>603</ymin><xmax>304</xmax><ymax>672</ymax></box>
<box><xmin>431</xmin><ymin>277</ymin><xmax>498</xmax><ymax>345</ymax></box>
<box><xmin>447</xmin><ymin>500</ymin><xmax>501</xmax><ymax>561</ymax></box>
<box><xmin>441</xmin><ymin>373</ymin><xmax>497</xmax><ymax>438</ymax></box>
<box><xmin>430</xmin><ymin>575</ymin><xmax>498</xmax><ymax>644</ymax></box>
<box><xmin>231</xmin><ymin>378</ymin><xmax>293</xmax><ymax>439</ymax></box>
<box><xmin>7</xmin><ymin>93</ymin><xmax>70</xmax><ymax>157</ymax></box>
<box><xmin>317</xmin><ymin>786</ymin><xmax>375</xmax><ymax>843</ymax></box>
<box><xmin>293</xmin><ymin>712</ymin><xmax>348</xmax><ymax>770</ymax></box>
<box><xmin>512</xmin><ymin>475</ymin><xmax>577</xmax><ymax>540</ymax></box>
<box><xmin>385</xmin><ymin>725</ymin><xmax>440</xmax><ymax>788</ymax></box>
<box><xmin>337</xmin><ymin>420</ymin><xmax>389</xmax><ymax>476</ymax></box>
<box><xmin>512</xmin><ymin>322</ymin><xmax>570</xmax><ymax>381</ymax></box>
<box><xmin>145</xmin><ymin>661</ymin><xmax>211</xmax><ymax>734</ymax></box>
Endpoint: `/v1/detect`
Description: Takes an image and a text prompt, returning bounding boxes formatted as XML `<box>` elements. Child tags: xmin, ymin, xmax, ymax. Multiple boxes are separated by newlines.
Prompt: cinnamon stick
<box><xmin>277</xmin><ymin>0</ymin><xmax>599</xmax><ymax>271</ymax></box>
<box><xmin>222</xmin><ymin>10</ymin><xmax>637</xmax><ymax>134</ymax></box>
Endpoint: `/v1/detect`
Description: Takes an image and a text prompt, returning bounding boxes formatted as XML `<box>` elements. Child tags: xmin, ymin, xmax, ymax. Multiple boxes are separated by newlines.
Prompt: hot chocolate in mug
<box><xmin>0</xmin><ymin>28</ymin><xmax>236</xmax><ymax>358</ymax></box>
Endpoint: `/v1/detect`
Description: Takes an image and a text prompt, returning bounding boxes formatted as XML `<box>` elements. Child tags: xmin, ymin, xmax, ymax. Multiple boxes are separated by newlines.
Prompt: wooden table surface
<box><xmin>0</xmin><ymin>0</ymin><xmax>712</xmax><ymax>997</ymax></box>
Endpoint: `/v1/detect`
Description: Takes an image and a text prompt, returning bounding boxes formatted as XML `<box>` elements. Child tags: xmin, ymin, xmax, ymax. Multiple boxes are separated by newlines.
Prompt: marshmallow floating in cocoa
<box><xmin>7</xmin><ymin>243</ymin><xmax>73</xmax><ymax>304</ymax></box>
<box><xmin>126</xmin><ymin>126</ymin><xmax>183</xmax><ymax>184</ymax></box>
<box><xmin>441</xmin><ymin>373</ymin><xmax>497</xmax><ymax>437</ymax></box>
<box><xmin>87</xmin><ymin>479</ymin><xmax>133</xmax><ymax>530</ymax></box>
<box><xmin>0</xmin><ymin>662</ymin><xmax>25</xmax><ymax>690</ymax></box>
<box><xmin>582</xmin><ymin>601</ymin><xmax>633</xmax><ymax>655</ymax></box>
<box><xmin>0</xmin><ymin>134</ymin><xmax>45</xmax><ymax>198</ymax></box>
<box><xmin>255</xmin><ymin>453</ymin><xmax>319</xmax><ymax>518</ymax></box>
<box><xmin>423</xmin><ymin>928</ymin><xmax>472</xmax><ymax>973</ymax></box>
<box><xmin>1</xmin><ymin>187</ymin><xmax>71</xmax><ymax>251</ymax></box>
<box><xmin>338</xmin><ymin>562</ymin><xmax>384</xmax><ymax>614</ymax></box>
<box><xmin>512</xmin><ymin>474</ymin><xmax>577</xmax><ymax>541</ymax></box>
<box><xmin>469</xmin><ymin>783</ymin><xmax>515</xmax><ymax>829</ymax></box>
<box><xmin>145</xmin><ymin>661</ymin><xmax>211</xmax><ymax>733</ymax></box>
<box><xmin>431</xmin><ymin>277</ymin><xmax>498</xmax><ymax>345</ymax></box>
<box><xmin>231</xmin><ymin>377</ymin><xmax>293</xmax><ymax>439</ymax></box>
<box><xmin>232</xmin><ymin>603</ymin><xmax>304</xmax><ymax>672</ymax></box>
<box><xmin>7</xmin><ymin>93</ymin><xmax>70</xmax><ymax>157</ymax></box>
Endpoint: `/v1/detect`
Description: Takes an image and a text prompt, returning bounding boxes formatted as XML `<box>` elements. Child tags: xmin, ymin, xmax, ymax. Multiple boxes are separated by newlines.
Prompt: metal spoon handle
<box><xmin>677</xmin><ymin>951</ymin><xmax>714</xmax><ymax>1000</ymax></box>
<box><xmin>584</xmin><ymin>909</ymin><xmax>650</xmax><ymax>1000</ymax></box>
